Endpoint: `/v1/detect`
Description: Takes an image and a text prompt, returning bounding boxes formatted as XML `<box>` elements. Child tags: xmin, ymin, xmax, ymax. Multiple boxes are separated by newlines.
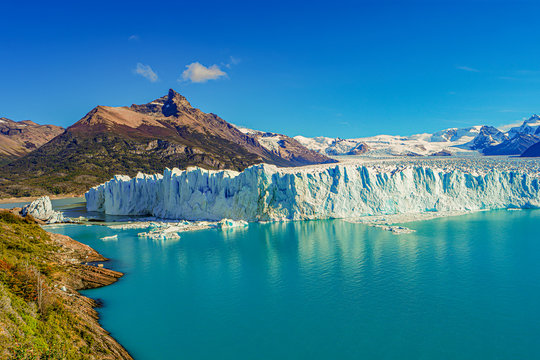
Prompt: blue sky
<box><xmin>1</xmin><ymin>0</ymin><xmax>540</xmax><ymax>137</ymax></box>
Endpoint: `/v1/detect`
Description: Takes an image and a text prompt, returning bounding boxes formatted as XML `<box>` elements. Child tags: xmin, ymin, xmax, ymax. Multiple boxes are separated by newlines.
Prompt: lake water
<box><xmin>46</xmin><ymin>209</ymin><xmax>540</xmax><ymax>359</ymax></box>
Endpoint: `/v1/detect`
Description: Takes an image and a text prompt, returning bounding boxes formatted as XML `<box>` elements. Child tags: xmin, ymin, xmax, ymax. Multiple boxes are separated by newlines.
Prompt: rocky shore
<box><xmin>0</xmin><ymin>209</ymin><xmax>132</xmax><ymax>359</ymax></box>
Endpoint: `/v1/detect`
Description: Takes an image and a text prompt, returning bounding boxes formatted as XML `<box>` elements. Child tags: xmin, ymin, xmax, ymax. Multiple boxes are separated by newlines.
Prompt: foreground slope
<box><xmin>0</xmin><ymin>210</ymin><xmax>131</xmax><ymax>359</ymax></box>
<box><xmin>0</xmin><ymin>90</ymin><xmax>332</xmax><ymax>197</ymax></box>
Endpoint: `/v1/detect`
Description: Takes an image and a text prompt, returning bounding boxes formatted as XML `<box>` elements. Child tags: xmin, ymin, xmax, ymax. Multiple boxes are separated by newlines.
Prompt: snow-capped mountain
<box><xmin>292</xmin><ymin>136</ymin><xmax>369</xmax><ymax>156</ymax></box>
<box><xmin>235</xmin><ymin>127</ymin><xmax>335</xmax><ymax>165</ymax></box>
<box><xmin>485</xmin><ymin>134</ymin><xmax>540</xmax><ymax>155</ymax></box>
<box><xmin>294</xmin><ymin>129</ymin><xmax>481</xmax><ymax>157</ymax></box>
<box><xmin>491</xmin><ymin>115</ymin><xmax>540</xmax><ymax>155</ymax></box>
<box><xmin>294</xmin><ymin>115</ymin><xmax>540</xmax><ymax>157</ymax></box>
<box><xmin>462</xmin><ymin>126</ymin><xmax>508</xmax><ymax>151</ymax></box>
<box><xmin>507</xmin><ymin>114</ymin><xmax>540</xmax><ymax>138</ymax></box>
<box><xmin>430</xmin><ymin>126</ymin><xmax>482</xmax><ymax>143</ymax></box>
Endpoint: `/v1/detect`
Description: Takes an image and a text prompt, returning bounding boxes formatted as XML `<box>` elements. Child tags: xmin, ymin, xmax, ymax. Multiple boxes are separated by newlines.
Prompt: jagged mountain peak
<box><xmin>129</xmin><ymin>89</ymin><xmax>193</xmax><ymax>117</ymax></box>
<box><xmin>477</xmin><ymin>125</ymin><xmax>505</xmax><ymax>137</ymax></box>
<box><xmin>161</xmin><ymin>88</ymin><xmax>192</xmax><ymax>116</ymax></box>
<box><xmin>507</xmin><ymin>114</ymin><xmax>540</xmax><ymax>138</ymax></box>
<box><xmin>524</xmin><ymin>114</ymin><xmax>540</xmax><ymax>124</ymax></box>
<box><xmin>166</xmin><ymin>88</ymin><xmax>189</xmax><ymax>104</ymax></box>
<box><xmin>465</xmin><ymin>125</ymin><xmax>507</xmax><ymax>151</ymax></box>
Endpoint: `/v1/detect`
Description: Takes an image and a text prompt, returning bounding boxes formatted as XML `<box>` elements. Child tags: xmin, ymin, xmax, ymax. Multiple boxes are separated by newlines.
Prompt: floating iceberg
<box><xmin>217</xmin><ymin>218</ymin><xmax>249</xmax><ymax>229</ymax></box>
<box><xmin>86</xmin><ymin>162</ymin><xmax>540</xmax><ymax>221</ymax></box>
<box><xmin>137</xmin><ymin>224</ymin><xmax>184</xmax><ymax>240</ymax></box>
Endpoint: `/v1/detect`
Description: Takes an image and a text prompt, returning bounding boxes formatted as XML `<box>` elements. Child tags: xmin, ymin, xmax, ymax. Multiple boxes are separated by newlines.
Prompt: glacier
<box><xmin>85</xmin><ymin>161</ymin><xmax>540</xmax><ymax>221</ymax></box>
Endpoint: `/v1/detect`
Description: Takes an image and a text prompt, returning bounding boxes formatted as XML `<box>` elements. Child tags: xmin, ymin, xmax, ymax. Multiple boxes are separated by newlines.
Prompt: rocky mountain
<box><xmin>0</xmin><ymin>117</ymin><xmax>64</xmax><ymax>159</ymax></box>
<box><xmin>507</xmin><ymin>114</ymin><xmax>540</xmax><ymax>138</ymax></box>
<box><xmin>477</xmin><ymin>115</ymin><xmax>540</xmax><ymax>155</ymax></box>
<box><xmin>483</xmin><ymin>133</ymin><xmax>540</xmax><ymax>155</ymax></box>
<box><xmin>0</xmin><ymin>89</ymin><xmax>333</xmax><ymax>197</ymax></box>
<box><xmin>464</xmin><ymin>126</ymin><xmax>508</xmax><ymax>151</ymax></box>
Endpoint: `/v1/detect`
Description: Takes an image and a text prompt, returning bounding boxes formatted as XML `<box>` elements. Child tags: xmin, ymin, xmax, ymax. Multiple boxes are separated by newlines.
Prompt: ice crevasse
<box><xmin>85</xmin><ymin>163</ymin><xmax>540</xmax><ymax>221</ymax></box>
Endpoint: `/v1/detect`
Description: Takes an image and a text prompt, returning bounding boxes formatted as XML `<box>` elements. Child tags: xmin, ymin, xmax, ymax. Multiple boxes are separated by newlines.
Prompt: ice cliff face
<box><xmin>85</xmin><ymin>163</ymin><xmax>540</xmax><ymax>221</ymax></box>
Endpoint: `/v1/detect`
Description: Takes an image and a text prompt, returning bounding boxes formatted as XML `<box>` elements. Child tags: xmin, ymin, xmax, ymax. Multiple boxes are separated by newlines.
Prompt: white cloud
<box><xmin>128</xmin><ymin>35</ymin><xmax>139</xmax><ymax>41</ymax></box>
<box><xmin>456</xmin><ymin>66</ymin><xmax>480</xmax><ymax>72</ymax></box>
<box><xmin>181</xmin><ymin>62</ymin><xmax>227</xmax><ymax>83</ymax></box>
<box><xmin>134</xmin><ymin>63</ymin><xmax>158</xmax><ymax>82</ymax></box>
<box><xmin>224</xmin><ymin>56</ymin><xmax>241</xmax><ymax>69</ymax></box>
<box><xmin>229</xmin><ymin>56</ymin><xmax>241</xmax><ymax>65</ymax></box>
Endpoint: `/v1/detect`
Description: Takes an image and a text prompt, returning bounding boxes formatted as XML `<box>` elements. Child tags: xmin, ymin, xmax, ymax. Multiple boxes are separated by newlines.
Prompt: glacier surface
<box><xmin>86</xmin><ymin>161</ymin><xmax>540</xmax><ymax>221</ymax></box>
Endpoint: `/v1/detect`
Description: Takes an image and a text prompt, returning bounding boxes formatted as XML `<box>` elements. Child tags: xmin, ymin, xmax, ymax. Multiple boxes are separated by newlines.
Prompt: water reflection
<box><xmin>47</xmin><ymin>210</ymin><xmax>540</xmax><ymax>360</ymax></box>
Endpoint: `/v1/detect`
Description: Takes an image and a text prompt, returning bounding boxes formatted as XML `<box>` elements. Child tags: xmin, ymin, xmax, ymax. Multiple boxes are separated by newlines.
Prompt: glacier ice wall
<box><xmin>85</xmin><ymin>164</ymin><xmax>540</xmax><ymax>221</ymax></box>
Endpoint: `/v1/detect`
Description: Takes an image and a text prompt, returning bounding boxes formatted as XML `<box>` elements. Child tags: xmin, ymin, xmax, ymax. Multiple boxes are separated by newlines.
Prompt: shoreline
<box><xmin>0</xmin><ymin>209</ymin><xmax>132</xmax><ymax>359</ymax></box>
<box><xmin>45</xmin><ymin>230</ymin><xmax>133</xmax><ymax>359</ymax></box>
<box><xmin>0</xmin><ymin>193</ymin><xmax>83</xmax><ymax>204</ymax></box>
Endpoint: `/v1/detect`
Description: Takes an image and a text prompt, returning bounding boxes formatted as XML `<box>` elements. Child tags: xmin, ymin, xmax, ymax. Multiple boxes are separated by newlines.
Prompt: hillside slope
<box><xmin>521</xmin><ymin>140</ymin><xmax>540</xmax><ymax>157</ymax></box>
<box><xmin>0</xmin><ymin>117</ymin><xmax>64</xmax><ymax>160</ymax></box>
<box><xmin>0</xmin><ymin>210</ymin><xmax>131</xmax><ymax>359</ymax></box>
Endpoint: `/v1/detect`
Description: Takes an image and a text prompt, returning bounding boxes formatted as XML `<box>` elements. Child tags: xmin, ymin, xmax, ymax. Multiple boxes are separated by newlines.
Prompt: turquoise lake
<box><xmin>46</xmin><ymin>210</ymin><xmax>540</xmax><ymax>359</ymax></box>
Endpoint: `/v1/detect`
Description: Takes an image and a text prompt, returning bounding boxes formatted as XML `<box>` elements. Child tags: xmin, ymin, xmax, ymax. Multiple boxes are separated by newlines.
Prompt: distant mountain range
<box><xmin>0</xmin><ymin>89</ymin><xmax>333</xmax><ymax>197</ymax></box>
<box><xmin>294</xmin><ymin>115</ymin><xmax>540</xmax><ymax>157</ymax></box>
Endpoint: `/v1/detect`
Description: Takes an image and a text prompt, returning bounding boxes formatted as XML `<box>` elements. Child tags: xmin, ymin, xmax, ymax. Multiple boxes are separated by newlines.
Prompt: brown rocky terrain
<box><xmin>0</xmin><ymin>117</ymin><xmax>64</xmax><ymax>159</ymax></box>
<box><xmin>66</xmin><ymin>89</ymin><xmax>333</xmax><ymax>167</ymax></box>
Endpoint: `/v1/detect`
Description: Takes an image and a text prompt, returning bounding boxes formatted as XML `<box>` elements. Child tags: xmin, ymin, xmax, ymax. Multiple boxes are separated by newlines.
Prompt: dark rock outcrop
<box><xmin>483</xmin><ymin>133</ymin><xmax>540</xmax><ymax>155</ymax></box>
<box><xmin>521</xmin><ymin>140</ymin><xmax>540</xmax><ymax>157</ymax></box>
